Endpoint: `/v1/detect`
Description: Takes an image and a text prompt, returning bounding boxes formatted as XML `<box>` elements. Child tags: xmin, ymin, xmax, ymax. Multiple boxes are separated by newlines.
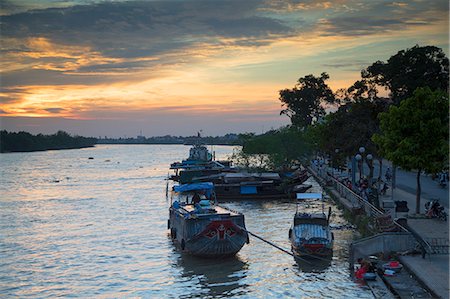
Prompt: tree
<box><xmin>279</xmin><ymin>72</ymin><xmax>336</xmax><ymax>128</ymax></box>
<box><xmin>362</xmin><ymin>45</ymin><xmax>449</xmax><ymax>104</ymax></box>
<box><xmin>234</xmin><ymin>127</ymin><xmax>312</xmax><ymax>170</ymax></box>
<box><xmin>310</xmin><ymin>99</ymin><xmax>388</xmax><ymax>183</ymax></box>
<box><xmin>372</xmin><ymin>87</ymin><xmax>449</xmax><ymax>214</ymax></box>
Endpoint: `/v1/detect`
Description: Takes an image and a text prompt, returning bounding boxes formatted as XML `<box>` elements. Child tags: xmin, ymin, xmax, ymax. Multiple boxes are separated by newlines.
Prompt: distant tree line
<box><xmin>235</xmin><ymin>45</ymin><xmax>449</xmax><ymax>213</ymax></box>
<box><xmin>0</xmin><ymin>130</ymin><xmax>97</xmax><ymax>153</ymax></box>
<box><xmin>97</xmin><ymin>134</ymin><xmax>242</xmax><ymax>145</ymax></box>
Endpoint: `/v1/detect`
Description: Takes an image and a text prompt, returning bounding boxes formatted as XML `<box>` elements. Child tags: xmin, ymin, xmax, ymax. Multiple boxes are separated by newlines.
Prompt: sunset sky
<box><xmin>1</xmin><ymin>0</ymin><xmax>448</xmax><ymax>137</ymax></box>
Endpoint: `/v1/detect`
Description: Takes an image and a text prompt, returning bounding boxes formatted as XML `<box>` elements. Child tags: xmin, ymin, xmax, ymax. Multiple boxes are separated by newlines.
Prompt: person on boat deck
<box><xmin>192</xmin><ymin>192</ymin><xmax>201</xmax><ymax>204</ymax></box>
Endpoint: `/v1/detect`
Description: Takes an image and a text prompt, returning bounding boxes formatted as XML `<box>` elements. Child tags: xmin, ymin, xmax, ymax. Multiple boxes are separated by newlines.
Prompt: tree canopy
<box><xmin>0</xmin><ymin>130</ymin><xmax>97</xmax><ymax>152</ymax></box>
<box><xmin>372</xmin><ymin>87</ymin><xmax>449</xmax><ymax>213</ymax></box>
<box><xmin>362</xmin><ymin>45</ymin><xmax>449</xmax><ymax>104</ymax></box>
<box><xmin>234</xmin><ymin>127</ymin><xmax>312</xmax><ymax>170</ymax></box>
<box><xmin>279</xmin><ymin>72</ymin><xmax>336</xmax><ymax>128</ymax></box>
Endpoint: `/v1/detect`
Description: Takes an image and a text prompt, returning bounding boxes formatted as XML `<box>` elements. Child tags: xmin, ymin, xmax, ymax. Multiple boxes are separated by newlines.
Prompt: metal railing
<box><xmin>309</xmin><ymin>163</ymin><xmax>408</xmax><ymax>233</ymax></box>
<box><xmin>424</xmin><ymin>238</ymin><xmax>449</xmax><ymax>254</ymax></box>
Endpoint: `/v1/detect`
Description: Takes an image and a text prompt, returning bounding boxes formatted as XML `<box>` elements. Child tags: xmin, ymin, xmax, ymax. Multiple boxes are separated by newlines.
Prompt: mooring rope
<box><xmin>241</xmin><ymin>228</ymin><xmax>313</xmax><ymax>265</ymax></box>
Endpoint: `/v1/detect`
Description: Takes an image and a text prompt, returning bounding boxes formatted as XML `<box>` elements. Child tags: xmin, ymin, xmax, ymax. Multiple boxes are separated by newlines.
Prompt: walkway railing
<box><xmin>424</xmin><ymin>238</ymin><xmax>449</xmax><ymax>254</ymax></box>
<box><xmin>309</xmin><ymin>163</ymin><xmax>409</xmax><ymax>233</ymax></box>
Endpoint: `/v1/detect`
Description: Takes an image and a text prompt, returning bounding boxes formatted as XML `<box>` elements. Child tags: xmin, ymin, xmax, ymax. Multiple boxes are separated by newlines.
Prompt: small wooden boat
<box><xmin>168</xmin><ymin>182</ymin><xmax>248</xmax><ymax>257</ymax></box>
<box><xmin>289</xmin><ymin>193</ymin><xmax>333</xmax><ymax>258</ymax></box>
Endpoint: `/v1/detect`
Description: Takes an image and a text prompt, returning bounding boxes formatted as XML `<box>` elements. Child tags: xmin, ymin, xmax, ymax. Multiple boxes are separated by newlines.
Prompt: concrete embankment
<box><xmin>307</xmin><ymin>164</ymin><xmax>448</xmax><ymax>298</ymax></box>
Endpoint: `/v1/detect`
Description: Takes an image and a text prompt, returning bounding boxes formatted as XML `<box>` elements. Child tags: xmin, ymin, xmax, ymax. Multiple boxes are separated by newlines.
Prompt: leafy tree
<box><xmin>311</xmin><ymin>77</ymin><xmax>389</xmax><ymax>183</ymax></box>
<box><xmin>279</xmin><ymin>72</ymin><xmax>336</xmax><ymax>128</ymax></box>
<box><xmin>234</xmin><ymin>127</ymin><xmax>312</xmax><ymax>170</ymax></box>
<box><xmin>362</xmin><ymin>45</ymin><xmax>449</xmax><ymax>104</ymax></box>
<box><xmin>372</xmin><ymin>87</ymin><xmax>449</xmax><ymax>213</ymax></box>
<box><xmin>335</xmin><ymin>79</ymin><xmax>380</xmax><ymax>104</ymax></box>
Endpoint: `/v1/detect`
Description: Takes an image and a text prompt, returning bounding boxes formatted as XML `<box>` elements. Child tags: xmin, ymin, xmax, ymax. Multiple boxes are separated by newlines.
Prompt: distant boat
<box><xmin>169</xmin><ymin>143</ymin><xmax>234</xmax><ymax>183</ymax></box>
<box><xmin>289</xmin><ymin>193</ymin><xmax>333</xmax><ymax>258</ymax></box>
<box><xmin>168</xmin><ymin>182</ymin><xmax>249</xmax><ymax>257</ymax></box>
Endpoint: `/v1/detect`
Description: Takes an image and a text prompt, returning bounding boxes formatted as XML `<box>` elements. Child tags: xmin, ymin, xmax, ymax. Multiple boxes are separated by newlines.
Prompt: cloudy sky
<box><xmin>1</xmin><ymin>0</ymin><xmax>448</xmax><ymax>137</ymax></box>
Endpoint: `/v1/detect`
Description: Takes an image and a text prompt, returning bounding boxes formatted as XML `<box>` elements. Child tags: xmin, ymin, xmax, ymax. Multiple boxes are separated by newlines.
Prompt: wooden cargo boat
<box><xmin>168</xmin><ymin>182</ymin><xmax>248</xmax><ymax>257</ymax></box>
<box><xmin>289</xmin><ymin>193</ymin><xmax>333</xmax><ymax>258</ymax></box>
<box><xmin>195</xmin><ymin>172</ymin><xmax>312</xmax><ymax>201</ymax></box>
<box><xmin>169</xmin><ymin>143</ymin><xmax>233</xmax><ymax>183</ymax></box>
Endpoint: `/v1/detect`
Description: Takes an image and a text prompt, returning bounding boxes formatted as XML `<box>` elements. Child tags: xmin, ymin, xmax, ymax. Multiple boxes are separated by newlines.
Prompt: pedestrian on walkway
<box><xmin>385</xmin><ymin>167</ymin><xmax>392</xmax><ymax>182</ymax></box>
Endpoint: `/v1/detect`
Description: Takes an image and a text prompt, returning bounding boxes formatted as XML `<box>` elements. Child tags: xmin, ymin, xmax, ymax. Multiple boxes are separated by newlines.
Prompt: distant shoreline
<box><xmin>1</xmin><ymin>130</ymin><xmax>243</xmax><ymax>153</ymax></box>
<box><xmin>0</xmin><ymin>130</ymin><xmax>97</xmax><ymax>153</ymax></box>
<box><xmin>97</xmin><ymin>141</ymin><xmax>239</xmax><ymax>146</ymax></box>
<box><xmin>1</xmin><ymin>145</ymin><xmax>96</xmax><ymax>153</ymax></box>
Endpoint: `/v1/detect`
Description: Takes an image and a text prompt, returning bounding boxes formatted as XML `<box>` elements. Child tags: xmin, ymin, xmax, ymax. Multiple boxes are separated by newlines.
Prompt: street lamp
<box><xmin>353</xmin><ymin>147</ymin><xmax>373</xmax><ymax>183</ymax></box>
<box><xmin>332</xmin><ymin>149</ymin><xmax>339</xmax><ymax>175</ymax></box>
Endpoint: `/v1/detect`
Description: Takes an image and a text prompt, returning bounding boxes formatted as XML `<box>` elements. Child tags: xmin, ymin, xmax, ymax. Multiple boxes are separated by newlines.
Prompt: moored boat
<box><xmin>289</xmin><ymin>193</ymin><xmax>333</xmax><ymax>258</ymax></box>
<box><xmin>193</xmin><ymin>172</ymin><xmax>312</xmax><ymax>201</ymax></box>
<box><xmin>168</xmin><ymin>182</ymin><xmax>249</xmax><ymax>257</ymax></box>
<box><xmin>169</xmin><ymin>143</ymin><xmax>233</xmax><ymax>183</ymax></box>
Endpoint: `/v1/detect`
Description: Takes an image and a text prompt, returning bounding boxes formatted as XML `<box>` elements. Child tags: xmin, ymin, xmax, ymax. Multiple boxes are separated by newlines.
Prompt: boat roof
<box><xmin>224</xmin><ymin>172</ymin><xmax>281</xmax><ymax>179</ymax></box>
<box><xmin>181</xmin><ymin>204</ymin><xmax>241</xmax><ymax>216</ymax></box>
<box><xmin>295</xmin><ymin>212</ymin><xmax>327</xmax><ymax>219</ymax></box>
<box><xmin>293</xmin><ymin>223</ymin><xmax>330</xmax><ymax>240</ymax></box>
<box><xmin>173</xmin><ymin>182</ymin><xmax>214</xmax><ymax>192</ymax></box>
<box><xmin>170</xmin><ymin>160</ymin><xmax>226</xmax><ymax>170</ymax></box>
<box><xmin>296</xmin><ymin>192</ymin><xmax>322</xmax><ymax>200</ymax></box>
<box><xmin>294</xmin><ymin>213</ymin><xmax>328</xmax><ymax>226</ymax></box>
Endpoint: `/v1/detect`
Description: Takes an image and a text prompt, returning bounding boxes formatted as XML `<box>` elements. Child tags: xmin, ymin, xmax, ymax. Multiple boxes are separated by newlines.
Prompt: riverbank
<box><xmin>0</xmin><ymin>130</ymin><xmax>97</xmax><ymax>153</ymax></box>
<box><xmin>307</xmin><ymin>164</ymin><xmax>449</xmax><ymax>298</ymax></box>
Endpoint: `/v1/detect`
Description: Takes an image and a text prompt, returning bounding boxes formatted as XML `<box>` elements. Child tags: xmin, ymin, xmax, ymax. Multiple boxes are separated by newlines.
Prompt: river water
<box><xmin>0</xmin><ymin>144</ymin><xmax>374</xmax><ymax>298</ymax></box>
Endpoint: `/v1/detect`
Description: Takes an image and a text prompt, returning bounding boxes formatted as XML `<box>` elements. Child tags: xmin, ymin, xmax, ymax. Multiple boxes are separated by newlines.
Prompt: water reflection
<box><xmin>1</xmin><ymin>145</ymin><xmax>373</xmax><ymax>298</ymax></box>
<box><xmin>176</xmin><ymin>254</ymin><xmax>249</xmax><ymax>298</ymax></box>
<box><xmin>294</xmin><ymin>255</ymin><xmax>332</xmax><ymax>273</ymax></box>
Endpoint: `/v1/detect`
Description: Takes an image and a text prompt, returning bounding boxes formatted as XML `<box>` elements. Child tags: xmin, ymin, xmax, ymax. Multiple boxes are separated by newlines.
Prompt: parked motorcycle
<box><xmin>425</xmin><ymin>199</ymin><xmax>448</xmax><ymax>221</ymax></box>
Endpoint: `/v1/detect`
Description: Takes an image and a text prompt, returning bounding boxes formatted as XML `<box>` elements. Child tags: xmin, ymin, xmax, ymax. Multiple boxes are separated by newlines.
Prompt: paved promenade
<box><xmin>386</xmin><ymin>188</ymin><xmax>449</xmax><ymax>299</ymax></box>
<box><xmin>321</xmin><ymin>160</ymin><xmax>449</xmax><ymax>298</ymax></box>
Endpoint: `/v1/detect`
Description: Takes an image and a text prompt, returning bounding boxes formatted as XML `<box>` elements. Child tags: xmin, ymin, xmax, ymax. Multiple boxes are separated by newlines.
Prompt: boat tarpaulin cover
<box><xmin>240</xmin><ymin>185</ymin><xmax>257</xmax><ymax>194</ymax></box>
<box><xmin>297</xmin><ymin>193</ymin><xmax>322</xmax><ymax>200</ymax></box>
<box><xmin>294</xmin><ymin>224</ymin><xmax>330</xmax><ymax>242</ymax></box>
<box><xmin>174</xmin><ymin>182</ymin><xmax>214</xmax><ymax>192</ymax></box>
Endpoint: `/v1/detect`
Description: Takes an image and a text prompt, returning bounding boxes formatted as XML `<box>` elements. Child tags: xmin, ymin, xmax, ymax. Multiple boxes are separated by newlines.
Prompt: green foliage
<box><xmin>373</xmin><ymin>87</ymin><xmax>449</xmax><ymax>173</ymax></box>
<box><xmin>309</xmin><ymin>99</ymin><xmax>388</xmax><ymax>167</ymax></box>
<box><xmin>0</xmin><ymin>130</ymin><xmax>97</xmax><ymax>153</ymax></box>
<box><xmin>373</xmin><ymin>87</ymin><xmax>449</xmax><ymax>213</ymax></box>
<box><xmin>279</xmin><ymin>72</ymin><xmax>336</xmax><ymax>128</ymax></box>
<box><xmin>233</xmin><ymin>126</ymin><xmax>313</xmax><ymax>170</ymax></box>
<box><xmin>362</xmin><ymin>45</ymin><xmax>449</xmax><ymax>104</ymax></box>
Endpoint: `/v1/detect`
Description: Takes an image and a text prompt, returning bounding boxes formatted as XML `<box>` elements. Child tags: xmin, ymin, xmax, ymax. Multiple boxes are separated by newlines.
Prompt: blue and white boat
<box><xmin>289</xmin><ymin>193</ymin><xmax>333</xmax><ymax>258</ymax></box>
<box><xmin>168</xmin><ymin>182</ymin><xmax>248</xmax><ymax>257</ymax></box>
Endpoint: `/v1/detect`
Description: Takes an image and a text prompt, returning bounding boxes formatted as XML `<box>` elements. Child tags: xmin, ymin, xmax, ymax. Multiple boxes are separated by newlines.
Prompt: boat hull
<box><xmin>291</xmin><ymin>243</ymin><xmax>333</xmax><ymax>258</ymax></box>
<box><xmin>169</xmin><ymin>207</ymin><xmax>248</xmax><ymax>257</ymax></box>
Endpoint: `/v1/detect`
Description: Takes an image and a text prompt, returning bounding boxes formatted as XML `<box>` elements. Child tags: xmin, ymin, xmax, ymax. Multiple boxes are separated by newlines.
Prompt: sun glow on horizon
<box><xmin>0</xmin><ymin>0</ymin><xmax>448</xmax><ymax>135</ymax></box>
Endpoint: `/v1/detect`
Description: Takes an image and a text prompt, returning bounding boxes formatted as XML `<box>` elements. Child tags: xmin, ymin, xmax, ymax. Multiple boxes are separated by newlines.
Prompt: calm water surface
<box><xmin>0</xmin><ymin>145</ymin><xmax>374</xmax><ymax>298</ymax></box>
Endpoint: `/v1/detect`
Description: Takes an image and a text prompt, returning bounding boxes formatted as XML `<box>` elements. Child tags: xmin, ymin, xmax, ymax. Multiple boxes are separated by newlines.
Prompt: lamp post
<box><xmin>331</xmin><ymin>148</ymin><xmax>339</xmax><ymax>176</ymax></box>
<box><xmin>354</xmin><ymin>147</ymin><xmax>373</xmax><ymax>183</ymax></box>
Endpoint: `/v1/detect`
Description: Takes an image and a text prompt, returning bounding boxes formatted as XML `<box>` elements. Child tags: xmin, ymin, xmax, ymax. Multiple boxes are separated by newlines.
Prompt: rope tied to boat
<box><xmin>238</xmin><ymin>227</ymin><xmax>312</xmax><ymax>264</ymax></box>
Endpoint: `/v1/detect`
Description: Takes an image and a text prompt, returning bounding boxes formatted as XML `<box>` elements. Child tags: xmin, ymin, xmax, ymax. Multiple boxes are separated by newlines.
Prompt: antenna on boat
<box><xmin>165</xmin><ymin>172</ymin><xmax>169</xmax><ymax>200</ymax></box>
